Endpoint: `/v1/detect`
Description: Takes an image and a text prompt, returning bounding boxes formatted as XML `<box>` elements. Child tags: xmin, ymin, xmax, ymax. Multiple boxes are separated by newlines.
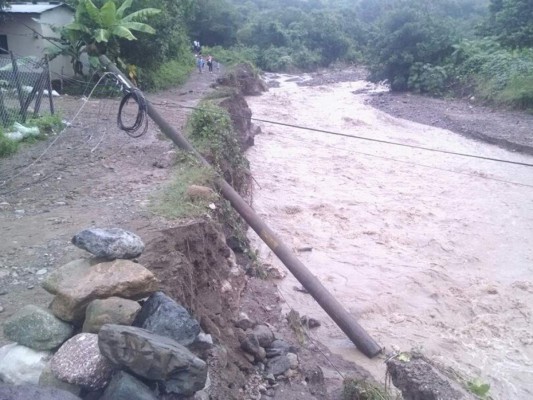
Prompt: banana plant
<box><xmin>64</xmin><ymin>0</ymin><xmax>160</xmax><ymax>62</ymax></box>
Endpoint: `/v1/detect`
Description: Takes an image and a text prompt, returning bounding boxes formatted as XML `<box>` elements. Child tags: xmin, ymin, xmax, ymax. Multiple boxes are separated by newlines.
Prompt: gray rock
<box><xmin>132</xmin><ymin>292</ymin><xmax>200</xmax><ymax>346</ymax></box>
<box><xmin>51</xmin><ymin>333</ymin><xmax>114</xmax><ymax>390</ymax></box>
<box><xmin>240</xmin><ymin>332</ymin><xmax>266</xmax><ymax>361</ymax></box>
<box><xmin>266</xmin><ymin>355</ymin><xmax>291</xmax><ymax>376</ymax></box>
<box><xmin>234</xmin><ymin>312</ymin><xmax>254</xmax><ymax>330</ymax></box>
<box><xmin>188</xmin><ymin>332</ymin><xmax>214</xmax><ymax>360</ymax></box>
<box><xmin>3</xmin><ymin>305</ymin><xmax>73</xmax><ymax>350</ymax></box>
<box><xmin>100</xmin><ymin>371</ymin><xmax>157</xmax><ymax>400</ymax></box>
<box><xmin>39</xmin><ymin>364</ymin><xmax>82</xmax><ymax>396</ymax></box>
<box><xmin>0</xmin><ymin>384</ymin><xmax>81</xmax><ymax>400</ymax></box>
<box><xmin>83</xmin><ymin>297</ymin><xmax>141</xmax><ymax>333</ymax></box>
<box><xmin>387</xmin><ymin>358</ymin><xmax>475</xmax><ymax>400</ymax></box>
<box><xmin>72</xmin><ymin>228</ymin><xmax>144</xmax><ymax>260</ymax></box>
<box><xmin>98</xmin><ymin>324</ymin><xmax>207</xmax><ymax>396</ymax></box>
<box><xmin>265</xmin><ymin>339</ymin><xmax>298</xmax><ymax>358</ymax></box>
<box><xmin>252</xmin><ymin>324</ymin><xmax>275</xmax><ymax>347</ymax></box>
<box><xmin>0</xmin><ymin>343</ymin><xmax>50</xmax><ymax>385</ymax></box>
<box><xmin>286</xmin><ymin>352</ymin><xmax>298</xmax><ymax>369</ymax></box>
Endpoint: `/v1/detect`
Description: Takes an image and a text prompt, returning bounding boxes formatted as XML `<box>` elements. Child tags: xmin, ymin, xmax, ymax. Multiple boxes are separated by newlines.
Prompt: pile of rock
<box><xmin>0</xmin><ymin>228</ymin><xmax>210</xmax><ymax>399</ymax></box>
<box><xmin>236</xmin><ymin>313</ymin><xmax>300</xmax><ymax>386</ymax></box>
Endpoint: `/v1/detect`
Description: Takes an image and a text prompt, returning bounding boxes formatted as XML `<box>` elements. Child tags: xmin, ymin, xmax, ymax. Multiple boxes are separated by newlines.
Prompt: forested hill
<box><xmin>10</xmin><ymin>0</ymin><xmax>530</xmax><ymax>108</ymax></box>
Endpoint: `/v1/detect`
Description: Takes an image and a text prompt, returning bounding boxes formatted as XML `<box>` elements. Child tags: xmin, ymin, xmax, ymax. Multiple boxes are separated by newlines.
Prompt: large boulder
<box><xmin>83</xmin><ymin>297</ymin><xmax>141</xmax><ymax>333</ymax></box>
<box><xmin>0</xmin><ymin>384</ymin><xmax>81</xmax><ymax>400</ymax></box>
<box><xmin>98</xmin><ymin>324</ymin><xmax>207</xmax><ymax>396</ymax></box>
<box><xmin>72</xmin><ymin>228</ymin><xmax>144</xmax><ymax>259</ymax></box>
<box><xmin>51</xmin><ymin>333</ymin><xmax>115</xmax><ymax>390</ymax></box>
<box><xmin>100</xmin><ymin>371</ymin><xmax>158</xmax><ymax>400</ymax></box>
<box><xmin>0</xmin><ymin>343</ymin><xmax>50</xmax><ymax>385</ymax></box>
<box><xmin>42</xmin><ymin>258</ymin><xmax>158</xmax><ymax>322</ymax></box>
<box><xmin>132</xmin><ymin>292</ymin><xmax>200</xmax><ymax>346</ymax></box>
<box><xmin>3</xmin><ymin>305</ymin><xmax>73</xmax><ymax>350</ymax></box>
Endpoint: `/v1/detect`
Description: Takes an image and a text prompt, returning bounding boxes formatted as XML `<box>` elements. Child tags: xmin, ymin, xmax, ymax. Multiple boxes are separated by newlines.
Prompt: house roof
<box><xmin>2</xmin><ymin>2</ymin><xmax>73</xmax><ymax>14</ymax></box>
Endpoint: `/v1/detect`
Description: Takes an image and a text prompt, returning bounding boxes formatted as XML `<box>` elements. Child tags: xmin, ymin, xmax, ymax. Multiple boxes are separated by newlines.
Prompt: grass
<box><xmin>139</xmin><ymin>57</ymin><xmax>195</xmax><ymax>92</ymax></box>
<box><xmin>0</xmin><ymin>130</ymin><xmax>19</xmax><ymax>157</ymax></box>
<box><xmin>150</xmin><ymin>155</ymin><xmax>216</xmax><ymax>219</ymax></box>
<box><xmin>343</xmin><ymin>378</ymin><xmax>396</xmax><ymax>400</ymax></box>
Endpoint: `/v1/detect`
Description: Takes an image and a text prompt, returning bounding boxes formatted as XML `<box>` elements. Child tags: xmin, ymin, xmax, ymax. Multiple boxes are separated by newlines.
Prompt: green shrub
<box><xmin>138</xmin><ymin>57</ymin><xmax>195</xmax><ymax>92</ymax></box>
<box><xmin>408</xmin><ymin>63</ymin><xmax>448</xmax><ymax>95</ymax></box>
<box><xmin>206</xmin><ymin>45</ymin><xmax>260</xmax><ymax>68</ymax></box>
<box><xmin>26</xmin><ymin>114</ymin><xmax>64</xmax><ymax>134</ymax></box>
<box><xmin>0</xmin><ymin>131</ymin><xmax>19</xmax><ymax>157</ymax></box>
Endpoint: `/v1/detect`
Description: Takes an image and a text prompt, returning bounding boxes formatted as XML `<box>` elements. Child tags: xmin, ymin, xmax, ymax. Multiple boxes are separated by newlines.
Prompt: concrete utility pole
<box><xmin>100</xmin><ymin>55</ymin><xmax>382</xmax><ymax>358</ymax></box>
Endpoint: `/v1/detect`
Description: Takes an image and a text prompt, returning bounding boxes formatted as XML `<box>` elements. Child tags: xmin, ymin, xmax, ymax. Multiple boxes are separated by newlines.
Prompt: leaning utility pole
<box><xmin>100</xmin><ymin>55</ymin><xmax>382</xmax><ymax>359</ymax></box>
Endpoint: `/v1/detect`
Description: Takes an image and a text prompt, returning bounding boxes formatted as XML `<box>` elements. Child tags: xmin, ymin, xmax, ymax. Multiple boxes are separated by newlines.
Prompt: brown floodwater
<box><xmin>246</xmin><ymin>74</ymin><xmax>533</xmax><ymax>399</ymax></box>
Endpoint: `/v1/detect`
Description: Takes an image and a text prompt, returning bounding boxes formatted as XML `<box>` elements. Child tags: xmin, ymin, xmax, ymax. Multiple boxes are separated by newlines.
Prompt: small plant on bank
<box><xmin>27</xmin><ymin>114</ymin><xmax>65</xmax><ymax>134</ymax></box>
<box><xmin>151</xmin><ymin>155</ymin><xmax>216</xmax><ymax>219</ymax></box>
<box><xmin>342</xmin><ymin>378</ymin><xmax>395</xmax><ymax>400</ymax></box>
<box><xmin>0</xmin><ymin>130</ymin><xmax>18</xmax><ymax>157</ymax></box>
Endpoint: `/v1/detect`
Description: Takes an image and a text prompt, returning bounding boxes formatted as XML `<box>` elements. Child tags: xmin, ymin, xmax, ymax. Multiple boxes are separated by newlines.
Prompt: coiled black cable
<box><xmin>117</xmin><ymin>88</ymin><xmax>149</xmax><ymax>138</ymax></box>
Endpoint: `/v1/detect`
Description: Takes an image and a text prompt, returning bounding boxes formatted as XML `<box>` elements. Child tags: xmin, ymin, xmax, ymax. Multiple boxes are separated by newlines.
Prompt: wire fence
<box><xmin>0</xmin><ymin>51</ymin><xmax>56</xmax><ymax>126</ymax></box>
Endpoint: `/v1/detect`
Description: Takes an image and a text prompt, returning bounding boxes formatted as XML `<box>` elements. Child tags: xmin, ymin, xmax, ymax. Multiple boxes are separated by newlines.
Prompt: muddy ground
<box><xmin>0</xmin><ymin>67</ymin><xmax>531</xmax><ymax>399</ymax></box>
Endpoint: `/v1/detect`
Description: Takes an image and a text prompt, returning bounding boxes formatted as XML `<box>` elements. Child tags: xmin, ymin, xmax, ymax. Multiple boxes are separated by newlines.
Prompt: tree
<box><xmin>64</xmin><ymin>0</ymin><xmax>160</xmax><ymax>61</ymax></box>
<box><xmin>488</xmin><ymin>0</ymin><xmax>533</xmax><ymax>48</ymax></box>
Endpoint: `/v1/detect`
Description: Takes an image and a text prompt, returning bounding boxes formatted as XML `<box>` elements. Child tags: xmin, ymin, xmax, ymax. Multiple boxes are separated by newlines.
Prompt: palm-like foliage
<box><xmin>65</xmin><ymin>0</ymin><xmax>160</xmax><ymax>58</ymax></box>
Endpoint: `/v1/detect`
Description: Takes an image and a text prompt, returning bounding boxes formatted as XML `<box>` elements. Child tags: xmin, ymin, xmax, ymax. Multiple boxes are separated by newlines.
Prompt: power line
<box><xmin>165</xmin><ymin>103</ymin><xmax>533</xmax><ymax>168</ymax></box>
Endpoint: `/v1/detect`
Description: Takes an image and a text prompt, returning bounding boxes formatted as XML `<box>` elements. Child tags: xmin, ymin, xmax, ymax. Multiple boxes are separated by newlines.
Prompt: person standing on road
<box><xmin>196</xmin><ymin>55</ymin><xmax>204</xmax><ymax>74</ymax></box>
<box><xmin>207</xmin><ymin>55</ymin><xmax>213</xmax><ymax>73</ymax></box>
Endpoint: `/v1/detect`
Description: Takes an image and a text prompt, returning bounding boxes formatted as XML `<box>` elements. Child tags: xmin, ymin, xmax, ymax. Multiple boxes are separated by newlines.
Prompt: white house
<box><xmin>0</xmin><ymin>2</ymin><xmax>75</xmax><ymax>77</ymax></box>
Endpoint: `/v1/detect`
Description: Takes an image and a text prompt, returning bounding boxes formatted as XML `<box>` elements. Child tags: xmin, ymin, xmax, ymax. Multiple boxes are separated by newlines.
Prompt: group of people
<box><xmin>195</xmin><ymin>53</ymin><xmax>218</xmax><ymax>74</ymax></box>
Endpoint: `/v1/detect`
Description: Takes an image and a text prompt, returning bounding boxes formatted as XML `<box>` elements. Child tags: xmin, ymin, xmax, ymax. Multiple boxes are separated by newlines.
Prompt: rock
<box><xmin>387</xmin><ymin>357</ymin><xmax>476</xmax><ymax>400</ymax></box>
<box><xmin>253</xmin><ymin>324</ymin><xmax>275</xmax><ymax>347</ymax></box>
<box><xmin>266</xmin><ymin>355</ymin><xmax>291</xmax><ymax>376</ymax></box>
<box><xmin>71</xmin><ymin>228</ymin><xmax>144</xmax><ymax>260</ymax></box>
<box><xmin>83</xmin><ymin>297</ymin><xmax>141</xmax><ymax>333</ymax></box>
<box><xmin>286</xmin><ymin>352</ymin><xmax>298</xmax><ymax>369</ymax></box>
<box><xmin>188</xmin><ymin>332</ymin><xmax>214</xmax><ymax>360</ymax></box>
<box><xmin>153</xmin><ymin>150</ymin><xmax>176</xmax><ymax>169</ymax></box>
<box><xmin>3</xmin><ymin>305</ymin><xmax>73</xmax><ymax>350</ymax></box>
<box><xmin>240</xmin><ymin>331</ymin><xmax>265</xmax><ymax>361</ymax></box>
<box><xmin>36</xmin><ymin>268</ymin><xmax>48</xmax><ymax>275</ymax></box>
<box><xmin>219</xmin><ymin>94</ymin><xmax>260</xmax><ymax>151</ymax></box>
<box><xmin>132</xmin><ymin>292</ymin><xmax>200</xmax><ymax>346</ymax></box>
<box><xmin>185</xmin><ymin>185</ymin><xmax>217</xmax><ymax>201</ymax></box>
<box><xmin>0</xmin><ymin>343</ymin><xmax>50</xmax><ymax>385</ymax></box>
<box><xmin>42</xmin><ymin>258</ymin><xmax>158</xmax><ymax>322</ymax></box>
<box><xmin>234</xmin><ymin>312</ymin><xmax>254</xmax><ymax>330</ymax></box>
<box><xmin>100</xmin><ymin>371</ymin><xmax>157</xmax><ymax>400</ymax></box>
<box><xmin>0</xmin><ymin>384</ymin><xmax>81</xmax><ymax>400</ymax></box>
<box><xmin>39</xmin><ymin>364</ymin><xmax>81</xmax><ymax>396</ymax></box>
<box><xmin>51</xmin><ymin>333</ymin><xmax>114</xmax><ymax>390</ymax></box>
<box><xmin>217</xmin><ymin>63</ymin><xmax>268</xmax><ymax>96</ymax></box>
<box><xmin>98</xmin><ymin>324</ymin><xmax>207</xmax><ymax>396</ymax></box>
<box><xmin>265</xmin><ymin>339</ymin><xmax>297</xmax><ymax>358</ymax></box>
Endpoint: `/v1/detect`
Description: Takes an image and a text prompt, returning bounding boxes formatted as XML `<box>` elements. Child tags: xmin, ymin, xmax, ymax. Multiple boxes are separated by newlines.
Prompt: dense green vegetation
<box><xmin>51</xmin><ymin>0</ymin><xmax>532</xmax><ymax>107</ymax></box>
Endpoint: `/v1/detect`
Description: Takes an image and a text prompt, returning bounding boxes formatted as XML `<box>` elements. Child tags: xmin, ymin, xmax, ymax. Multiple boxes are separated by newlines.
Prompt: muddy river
<box><xmin>246</xmin><ymin>75</ymin><xmax>533</xmax><ymax>399</ymax></box>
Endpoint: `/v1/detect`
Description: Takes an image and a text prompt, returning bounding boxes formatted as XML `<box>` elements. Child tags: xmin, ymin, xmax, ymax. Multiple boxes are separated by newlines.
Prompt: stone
<box><xmin>98</xmin><ymin>324</ymin><xmax>207</xmax><ymax>396</ymax></box>
<box><xmin>71</xmin><ymin>228</ymin><xmax>145</xmax><ymax>259</ymax></box>
<box><xmin>387</xmin><ymin>357</ymin><xmax>476</xmax><ymax>400</ymax></box>
<box><xmin>0</xmin><ymin>343</ymin><xmax>50</xmax><ymax>385</ymax></box>
<box><xmin>188</xmin><ymin>332</ymin><xmax>214</xmax><ymax>360</ymax></box>
<box><xmin>42</xmin><ymin>258</ymin><xmax>158</xmax><ymax>322</ymax></box>
<box><xmin>3</xmin><ymin>305</ymin><xmax>73</xmax><ymax>350</ymax></box>
<box><xmin>239</xmin><ymin>332</ymin><xmax>266</xmax><ymax>361</ymax></box>
<box><xmin>100</xmin><ymin>371</ymin><xmax>157</xmax><ymax>400</ymax></box>
<box><xmin>51</xmin><ymin>333</ymin><xmax>114</xmax><ymax>390</ymax></box>
<box><xmin>234</xmin><ymin>312</ymin><xmax>254</xmax><ymax>330</ymax></box>
<box><xmin>0</xmin><ymin>384</ymin><xmax>81</xmax><ymax>400</ymax></box>
<box><xmin>132</xmin><ymin>292</ymin><xmax>200</xmax><ymax>346</ymax></box>
<box><xmin>252</xmin><ymin>324</ymin><xmax>275</xmax><ymax>347</ymax></box>
<box><xmin>185</xmin><ymin>185</ymin><xmax>217</xmax><ymax>201</ymax></box>
<box><xmin>266</xmin><ymin>355</ymin><xmax>291</xmax><ymax>376</ymax></box>
<box><xmin>39</xmin><ymin>364</ymin><xmax>81</xmax><ymax>396</ymax></box>
<box><xmin>265</xmin><ymin>339</ymin><xmax>298</xmax><ymax>358</ymax></box>
<box><xmin>286</xmin><ymin>352</ymin><xmax>299</xmax><ymax>369</ymax></box>
<box><xmin>83</xmin><ymin>297</ymin><xmax>141</xmax><ymax>333</ymax></box>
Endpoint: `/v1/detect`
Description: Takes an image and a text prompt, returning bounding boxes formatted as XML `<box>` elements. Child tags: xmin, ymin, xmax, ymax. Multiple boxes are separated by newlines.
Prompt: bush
<box><xmin>408</xmin><ymin>63</ymin><xmax>448</xmax><ymax>95</ymax></box>
<box><xmin>0</xmin><ymin>131</ymin><xmax>18</xmax><ymax>157</ymax></box>
<box><xmin>207</xmin><ymin>45</ymin><xmax>260</xmax><ymax>68</ymax></box>
<box><xmin>26</xmin><ymin>114</ymin><xmax>64</xmax><ymax>134</ymax></box>
<box><xmin>138</xmin><ymin>57</ymin><xmax>195</xmax><ymax>92</ymax></box>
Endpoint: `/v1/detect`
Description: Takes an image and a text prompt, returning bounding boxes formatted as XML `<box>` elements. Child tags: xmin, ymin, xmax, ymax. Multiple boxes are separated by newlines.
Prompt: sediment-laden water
<box><xmin>246</xmin><ymin>74</ymin><xmax>533</xmax><ymax>399</ymax></box>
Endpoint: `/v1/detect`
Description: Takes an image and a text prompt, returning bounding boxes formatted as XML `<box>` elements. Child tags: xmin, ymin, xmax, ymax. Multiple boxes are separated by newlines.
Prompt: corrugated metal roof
<box><xmin>2</xmin><ymin>3</ymin><xmax>71</xmax><ymax>14</ymax></box>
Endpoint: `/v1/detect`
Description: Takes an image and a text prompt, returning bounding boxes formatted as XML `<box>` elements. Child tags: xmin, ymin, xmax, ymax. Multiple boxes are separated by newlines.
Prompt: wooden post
<box><xmin>33</xmin><ymin>71</ymin><xmax>46</xmax><ymax>117</ymax></box>
<box><xmin>20</xmin><ymin>72</ymin><xmax>44</xmax><ymax>122</ymax></box>
<box><xmin>45</xmin><ymin>55</ymin><xmax>54</xmax><ymax>115</ymax></box>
